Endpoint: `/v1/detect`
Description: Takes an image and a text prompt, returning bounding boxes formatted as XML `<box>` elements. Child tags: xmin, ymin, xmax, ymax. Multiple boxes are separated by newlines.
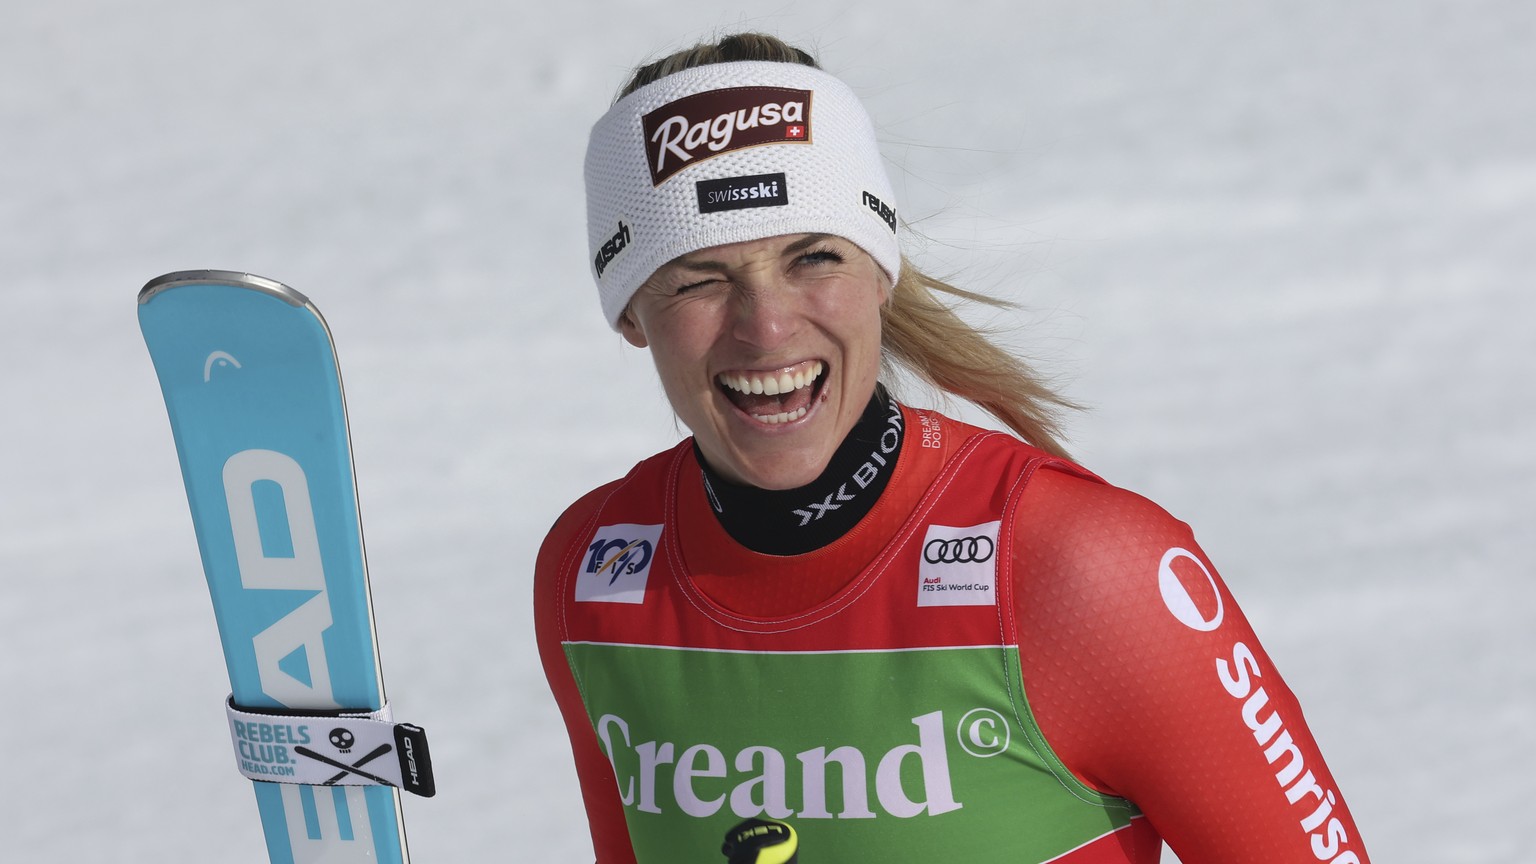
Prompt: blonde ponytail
<box><xmin>880</xmin><ymin>261</ymin><xmax>1077</xmax><ymax>459</ymax></box>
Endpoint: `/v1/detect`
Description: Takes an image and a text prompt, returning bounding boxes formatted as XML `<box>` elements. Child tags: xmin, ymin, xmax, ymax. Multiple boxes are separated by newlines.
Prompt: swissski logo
<box><xmin>575</xmin><ymin>523</ymin><xmax>664</xmax><ymax>604</ymax></box>
<box><xmin>917</xmin><ymin>521</ymin><xmax>1001</xmax><ymax>607</ymax></box>
<box><xmin>697</xmin><ymin>172</ymin><xmax>789</xmax><ymax>214</ymax></box>
<box><xmin>642</xmin><ymin>87</ymin><xmax>813</xmax><ymax>185</ymax></box>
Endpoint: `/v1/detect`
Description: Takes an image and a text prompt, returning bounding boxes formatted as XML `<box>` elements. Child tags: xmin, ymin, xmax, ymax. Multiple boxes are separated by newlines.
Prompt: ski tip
<box><xmin>139</xmin><ymin>270</ymin><xmax>310</xmax><ymax>307</ymax></box>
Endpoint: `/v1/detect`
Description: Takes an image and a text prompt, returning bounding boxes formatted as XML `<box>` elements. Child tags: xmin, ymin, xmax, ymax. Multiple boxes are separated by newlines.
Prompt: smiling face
<box><xmin>619</xmin><ymin>233</ymin><xmax>889</xmax><ymax>490</ymax></box>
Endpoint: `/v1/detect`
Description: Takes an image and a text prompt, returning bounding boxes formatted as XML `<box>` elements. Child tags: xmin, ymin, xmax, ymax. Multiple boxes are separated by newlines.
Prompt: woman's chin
<box><xmin>709</xmin><ymin>400</ymin><xmax>844</xmax><ymax>488</ymax></box>
<box><xmin>704</xmin><ymin>428</ymin><xmax>839</xmax><ymax>490</ymax></box>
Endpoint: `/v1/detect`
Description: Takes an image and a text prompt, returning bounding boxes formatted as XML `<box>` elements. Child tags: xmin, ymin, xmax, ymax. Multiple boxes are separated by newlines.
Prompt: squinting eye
<box><xmin>798</xmin><ymin>248</ymin><xmax>844</xmax><ymax>266</ymax></box>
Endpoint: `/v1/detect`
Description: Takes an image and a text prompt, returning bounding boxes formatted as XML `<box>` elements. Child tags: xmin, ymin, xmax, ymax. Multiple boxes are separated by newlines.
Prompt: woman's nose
<box><xmin>730</xmin><ymin>282</ymin><xmax>800</xmax><ymax>351</ymax></box>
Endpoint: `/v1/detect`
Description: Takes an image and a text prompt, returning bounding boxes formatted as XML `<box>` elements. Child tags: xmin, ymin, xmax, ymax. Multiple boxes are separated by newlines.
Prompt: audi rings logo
<box><xmin>917</xmin><ymin>521</ymin><xmax>1001</xmax><ymax>608</ymax></box>
<box><xmin>923</xmin><ymin>535</ymin><xmax>995</xmax><ymax>564</ymax></box>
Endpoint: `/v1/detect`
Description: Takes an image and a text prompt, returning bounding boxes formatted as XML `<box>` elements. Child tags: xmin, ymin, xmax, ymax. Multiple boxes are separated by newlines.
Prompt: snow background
<box><xmin>3</xmin><ymin>0</ymin><xmax>1532</xmax><ymax>860</ymax></box>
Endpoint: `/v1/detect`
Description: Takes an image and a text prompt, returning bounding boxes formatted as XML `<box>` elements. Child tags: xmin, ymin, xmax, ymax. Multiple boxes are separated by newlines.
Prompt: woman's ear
<box><xmin>617</xmin><ymin>307</ymin><xmax>649</xmax><ymax>348</ymax></box>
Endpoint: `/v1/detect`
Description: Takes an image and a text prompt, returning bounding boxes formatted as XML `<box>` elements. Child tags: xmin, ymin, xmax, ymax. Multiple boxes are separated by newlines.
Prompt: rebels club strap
<box><xmin>224</xmin><ymin>697</ymin><xmax>436</xmax><ymax>797</ymax></box>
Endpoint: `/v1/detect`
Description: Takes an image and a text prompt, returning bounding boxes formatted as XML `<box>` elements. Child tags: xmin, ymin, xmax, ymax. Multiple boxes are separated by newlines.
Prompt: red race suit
<box><xmin>536</xmin><ymin>406</ymin><xmax>1370</xmax><ymax>864</ymax></box>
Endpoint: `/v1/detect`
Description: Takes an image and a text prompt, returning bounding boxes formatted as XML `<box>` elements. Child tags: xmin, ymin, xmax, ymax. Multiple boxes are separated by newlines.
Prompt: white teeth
<box><xmin>718</xmin><ymin>362</ymin><xmax>825</xmax><ymax>395</ymax></box>
<box><xmin>754</xmin><ymin>406</ymin><xmax>809</xmax><ymax>425</ymax></box>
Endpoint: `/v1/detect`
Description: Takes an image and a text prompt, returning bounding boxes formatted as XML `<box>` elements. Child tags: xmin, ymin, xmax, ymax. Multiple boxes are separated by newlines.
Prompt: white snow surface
<box><xmin>3</xmin><ymin>1</ymin><xmax>1532</xmax><ymax>861</ymax></box>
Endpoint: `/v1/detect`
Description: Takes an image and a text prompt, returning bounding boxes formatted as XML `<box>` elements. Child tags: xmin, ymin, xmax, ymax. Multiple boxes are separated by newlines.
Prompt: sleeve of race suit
<box><xmin>534</xmin><ymin>484</ymin><xmax>641</xmax><ymax>864</ymax></box>
<box><xmin>1012</xmin><ymin>466</ymin><xmax>1370</xmax><ymax>863</ymax></box>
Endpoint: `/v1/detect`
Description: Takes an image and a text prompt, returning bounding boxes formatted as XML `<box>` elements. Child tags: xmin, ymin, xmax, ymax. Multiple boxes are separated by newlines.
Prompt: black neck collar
<box><xmin>694</xmin><ymin>387</ymin><xmax>904</xmax><ymax>555</ymax></box>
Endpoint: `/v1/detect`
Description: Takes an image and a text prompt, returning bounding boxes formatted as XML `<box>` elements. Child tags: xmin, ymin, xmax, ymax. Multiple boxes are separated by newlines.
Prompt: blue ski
<box><xmin>140</xmin><ymin>271</ymin><xmax>414</xmax><ymax>864</ymax></box>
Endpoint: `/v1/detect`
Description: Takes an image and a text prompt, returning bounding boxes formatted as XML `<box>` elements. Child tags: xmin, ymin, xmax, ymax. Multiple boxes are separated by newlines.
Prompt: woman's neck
<box><xmin>694</xmin><ymin>386</ymin><xmax>904</xmax><ymax>555</ymax></box>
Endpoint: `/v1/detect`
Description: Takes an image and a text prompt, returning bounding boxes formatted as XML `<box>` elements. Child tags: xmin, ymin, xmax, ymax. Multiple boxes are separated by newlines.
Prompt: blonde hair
<box><xmin>619</xmin><ymin>33</ymin><xmax>1077</xmax><ymax>459</ymax></box>
<box><xmin>881</xmin><ymin>262</ymin><xmax>1075</xmax><ymax>459</ymax></box>
<box><xmin>619</xmin><ymin>32</ymin><xmax>819</xmax><ymax>98</ymax></box>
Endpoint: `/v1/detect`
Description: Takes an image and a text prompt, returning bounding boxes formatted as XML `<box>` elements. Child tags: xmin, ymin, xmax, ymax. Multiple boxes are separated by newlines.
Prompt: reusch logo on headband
<box><xmin>642</xmin><ymin>87</ymin><xmax>812</xmax><ymax>185</ymax></box>
<box><xmin>593</xmin><ymin>220</ymin><xmax>631</xmax><ymax>278</ymax></box>
<box><xmin>862</xmin><ymin>191</ymin><xmax>897</xmax><ymax>232</ymax></box>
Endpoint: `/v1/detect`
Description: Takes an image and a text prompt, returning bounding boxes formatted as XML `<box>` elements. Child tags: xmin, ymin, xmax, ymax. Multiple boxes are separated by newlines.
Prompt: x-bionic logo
<box><xmin>792</xmin><ymin>397</ymin><xmax>903</xmax><ymax>526</ymax></box>
<box><xmin>923</xmin><ymin>535</ymin><xmax>995</xmax><ymax>564</ymax></box>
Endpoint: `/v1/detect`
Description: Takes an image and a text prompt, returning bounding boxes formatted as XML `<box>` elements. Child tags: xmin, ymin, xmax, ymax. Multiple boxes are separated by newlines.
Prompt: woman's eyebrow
<box><xmin>781</xmin><ymin>233</ymin><xmax>834</xmax><ymax>254</ymax></box>
<box><xmin>669</xmin><ymin>234</ymin><xmax>838</xmax><ymax>273</ymax></box>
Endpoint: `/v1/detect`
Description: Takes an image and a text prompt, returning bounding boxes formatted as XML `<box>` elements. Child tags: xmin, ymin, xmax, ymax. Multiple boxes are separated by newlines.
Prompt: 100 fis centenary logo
<box><xmin>576</xmin><ymin>523</ymin><xmax>665</xmax><ymax>604</ymax></box>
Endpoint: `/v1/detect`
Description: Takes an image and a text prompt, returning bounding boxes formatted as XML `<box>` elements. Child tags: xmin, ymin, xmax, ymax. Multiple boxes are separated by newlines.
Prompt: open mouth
<box><xmin>716</xmin><ymin>360</ymin><xmax>827</xmax><ymax>425</ymax></box>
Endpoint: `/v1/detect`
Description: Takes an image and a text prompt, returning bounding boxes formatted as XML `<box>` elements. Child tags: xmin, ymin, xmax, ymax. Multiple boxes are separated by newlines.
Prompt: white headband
<box><xmin>584</xmin><ymin>61</ymin><xmax>901</xmax><ymax>329</ymax></box>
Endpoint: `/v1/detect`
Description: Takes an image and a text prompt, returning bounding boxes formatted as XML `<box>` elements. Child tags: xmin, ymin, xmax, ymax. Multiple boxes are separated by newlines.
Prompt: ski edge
<box><xmin>140</xmin><ymin>269</ymin><xmax>310</xmax><ymax>308</ymax></box>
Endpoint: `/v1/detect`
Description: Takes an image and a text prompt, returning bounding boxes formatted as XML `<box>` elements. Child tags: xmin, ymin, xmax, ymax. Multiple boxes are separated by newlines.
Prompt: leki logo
<box><xmin>642</xmin><ymin>87</ymin><xmax>812</xmax><ymax>185</ymax></box>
